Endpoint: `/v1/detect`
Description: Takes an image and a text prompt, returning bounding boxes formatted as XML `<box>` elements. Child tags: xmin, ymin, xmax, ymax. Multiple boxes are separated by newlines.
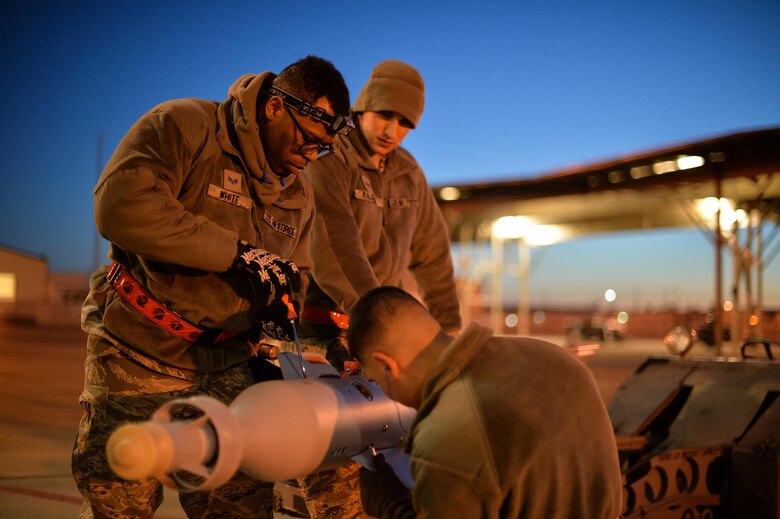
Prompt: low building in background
<box><xmin>0</xmin><ymin>244</ymin><xmax>87</xmax><ymax>327</ymax></box>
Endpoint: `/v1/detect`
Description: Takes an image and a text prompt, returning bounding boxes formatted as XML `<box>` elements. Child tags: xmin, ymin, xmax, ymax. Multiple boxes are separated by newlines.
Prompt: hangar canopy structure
<box><xmin>434</xmin><ymin>127</ymin><xmax>780</xmax><ymax>352</ymax></box>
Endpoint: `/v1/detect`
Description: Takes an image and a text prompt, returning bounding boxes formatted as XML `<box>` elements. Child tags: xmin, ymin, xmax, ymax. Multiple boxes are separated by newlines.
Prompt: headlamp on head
<box><xmin>266</xmin><ymin>86</ymin><xmax>354</xmax><ymax>136</ymax></box>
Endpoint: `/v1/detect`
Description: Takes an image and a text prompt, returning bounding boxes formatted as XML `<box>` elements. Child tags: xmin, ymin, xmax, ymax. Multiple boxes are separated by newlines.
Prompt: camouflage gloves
<box><xmin>232</xmin><ymin>241</ymin><xmax>301</xmax><ymax>342</ymax></box>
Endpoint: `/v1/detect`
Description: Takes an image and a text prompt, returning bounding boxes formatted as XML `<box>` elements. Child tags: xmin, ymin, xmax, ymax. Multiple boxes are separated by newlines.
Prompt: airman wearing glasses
<box><xmin>73</xmin><ymin>56</ymin><xmax>352</xmax><ymax>519</ymax></box>
<box><xmin>296</xmin><ymin>60</ymin><xmax>462</xmax><ymax>518</ymax></box>
<box><xmin>261</xmin><ymin>84</ymin><xmax>353</xmax><ymax>177</ymax></box>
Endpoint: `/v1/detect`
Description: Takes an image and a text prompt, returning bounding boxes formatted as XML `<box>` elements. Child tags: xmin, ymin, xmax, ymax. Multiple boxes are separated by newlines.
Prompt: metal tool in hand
<box><xmin>282</xmin><ymin>294</ymin><xmax>306</xmax><ymax>378</ymax></box>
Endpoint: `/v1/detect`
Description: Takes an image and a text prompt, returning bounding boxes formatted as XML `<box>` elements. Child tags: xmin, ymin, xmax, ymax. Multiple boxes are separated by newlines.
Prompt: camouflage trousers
<box><xmin>72</xmin><ymin>334</ymin><xmax>274</xmax><ymax>518</ymax></box>
<box><xmin>298</xmin><ymin>462</ymin><xmax>367</xmax><ymax>519</ymax></box>
<box><xmin>288</xmin><ymin>335</ymin><xmax>369</xmax><ymax>519</ymax></box>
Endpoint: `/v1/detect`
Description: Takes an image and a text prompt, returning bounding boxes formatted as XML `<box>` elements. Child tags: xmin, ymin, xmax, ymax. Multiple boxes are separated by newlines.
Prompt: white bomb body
<box><xmin>107</xmin><ymin>353</ymin><xmax>415</xmax><ymax>491</ymax></box>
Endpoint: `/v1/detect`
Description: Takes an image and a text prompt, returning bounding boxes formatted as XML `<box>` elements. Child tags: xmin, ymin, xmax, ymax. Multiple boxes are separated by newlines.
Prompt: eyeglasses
<box><xmin>265</xmin><ymin>85</ymin><xmax>354</xmax><ymax>136</ymax></box>
<box><xmin>285</xmin><ymin>105</ymin><xmax>335</xmax><ymax>159</ymax></box>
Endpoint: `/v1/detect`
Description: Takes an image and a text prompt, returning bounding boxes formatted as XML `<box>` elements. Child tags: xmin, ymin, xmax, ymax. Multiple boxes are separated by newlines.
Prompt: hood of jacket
<box><xmin>421</xmin><ymin>322</ymin><xmax>493</xmax><ymax>407</ymax></box>
<box><xmin>218</xmin><ymin>72</ymin><xmax>307</xmax><ymax>208</ymax></box>
<box><xmin>345</xmin><ymin>118</ymin><xmax>378</xmax><ymax>171</ymax></box>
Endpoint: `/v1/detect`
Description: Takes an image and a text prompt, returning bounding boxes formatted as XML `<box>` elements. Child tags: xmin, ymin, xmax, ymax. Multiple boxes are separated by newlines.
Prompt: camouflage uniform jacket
<box><xmin>303</xmin><ymin>128</ymin><xmax>461</xmax><ymax>332</ymax></box>
<box><xmin>82</xmin><ymin>72</ymin><xmax>314</xmax><ymax>374</ymax></box>
<box><xmin>404</xmin><ymin>323</ymin><xmax>623</xmax><ymax>518</ymax></box>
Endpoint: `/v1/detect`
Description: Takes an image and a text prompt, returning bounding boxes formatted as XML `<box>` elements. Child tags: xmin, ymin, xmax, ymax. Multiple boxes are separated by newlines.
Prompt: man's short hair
<box><xmin>273</xmin><ymin>55</ymin><xmax>351</xmax><ymax>118</ymax></box>
<box><xmin>347</xmin><ymin>286</ymin><xmax>424</xmax><ymax>362</ymax></box>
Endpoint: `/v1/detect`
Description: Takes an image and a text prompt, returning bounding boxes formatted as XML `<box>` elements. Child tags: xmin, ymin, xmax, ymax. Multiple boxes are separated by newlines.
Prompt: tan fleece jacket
<box><xmin>303</xmin><ymin>128</ymin><xmax>461</xmax><ymax>331</ymax></box>
<box><xmin>405</xmin><ymin>323</ymin><xmax>623</xmax><ymax>518</ymax></box>
<box><xmin>82</xmin><ymin>72</ymin><xmax>314</xmax><ymax>373</ymax></box>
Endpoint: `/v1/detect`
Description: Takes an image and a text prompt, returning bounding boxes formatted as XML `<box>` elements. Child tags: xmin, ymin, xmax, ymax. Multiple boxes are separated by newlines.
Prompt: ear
<box><xmin>265</xmin><ymin>95</ymin><xmax>285</xmax><ymax>121</ymax></box>
<box><xmin>372</xmin><ymin>352</ymin><xmax>400</xmax><ymax>379</ymax></box>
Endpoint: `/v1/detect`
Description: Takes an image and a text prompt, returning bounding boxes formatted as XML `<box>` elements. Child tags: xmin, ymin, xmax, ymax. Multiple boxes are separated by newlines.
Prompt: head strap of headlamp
<box><xmin>266</xmin><ymin>85</ymin><xmax>354</xmax><ymax>136</ymax></box>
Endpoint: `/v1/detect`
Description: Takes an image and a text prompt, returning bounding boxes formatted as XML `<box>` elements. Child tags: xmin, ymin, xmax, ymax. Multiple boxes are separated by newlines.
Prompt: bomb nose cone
<box><xmin>112</xmin><ymin>438</ymin><xmax>141</xmax><ymax>468</ymax></box>
<box><xmin>107</xmin><ymin>422</ymin><xmax>173</xmax><ymax>481</ymax></box>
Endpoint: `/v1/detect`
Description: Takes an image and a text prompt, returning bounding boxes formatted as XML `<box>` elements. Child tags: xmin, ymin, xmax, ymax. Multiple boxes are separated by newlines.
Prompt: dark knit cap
<box><xmin>353</xmin><ymin>60</ymin><xmax>425</xmax><ymax>128</ymax></box>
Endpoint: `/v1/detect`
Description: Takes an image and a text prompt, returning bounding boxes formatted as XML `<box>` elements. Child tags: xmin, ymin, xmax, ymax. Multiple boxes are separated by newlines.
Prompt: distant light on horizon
<box><xmin>617</xmin><ymin>311</ymin><xmax>629</xmax><ymax>324</ymax></box>
<box><xmin>533</xmin><ymin>311</ymin><xmax>546</xmax><ymax>325</ymax></box>
<box><xmin>723</xmin><ymin>300</ymin><xmax>733</xmax><ymax>312</ymax></box>
<box><xmin>604</xmin><ymin>289</ymin><xmax>617</xmax><ymax>302</ymax></box>
<box><xmin>505</xmin><ymin>313</ymin><xmax>518</xmax><ymax>328</ymax></box>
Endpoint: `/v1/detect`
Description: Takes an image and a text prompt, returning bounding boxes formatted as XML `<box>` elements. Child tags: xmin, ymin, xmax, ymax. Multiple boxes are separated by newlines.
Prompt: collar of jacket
<box><xmin>344</xmin><ymin>124</ymin><xmax>379</xmax><ymax>171</ymax></box>
<box><xmin>404</xmin><ymin>322</ymin><xmax>493</xmax><ymax>452</ymax></box>
<box><xmin>217</xmin><ymin>71</ymin><xmax>302</xmax><ymax>207</ymax></box>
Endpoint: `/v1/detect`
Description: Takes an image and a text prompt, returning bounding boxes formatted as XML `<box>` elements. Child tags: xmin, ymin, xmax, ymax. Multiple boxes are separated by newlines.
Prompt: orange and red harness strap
<box><xmin>106</xmin><ymin>262</ymin><xmax>207</xmax><ymax>344</ymax></box>
<box><xmin>300</xmin><ymin>305</ymin><xmax>350</xmax><ymax>330</ymax></box>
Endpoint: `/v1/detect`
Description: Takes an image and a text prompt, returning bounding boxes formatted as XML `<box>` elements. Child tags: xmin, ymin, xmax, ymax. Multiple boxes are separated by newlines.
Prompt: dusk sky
<box><xmin>1</xmin><ymin>1</ymin><xmax>778</xmax><ymax>308</ymax></box>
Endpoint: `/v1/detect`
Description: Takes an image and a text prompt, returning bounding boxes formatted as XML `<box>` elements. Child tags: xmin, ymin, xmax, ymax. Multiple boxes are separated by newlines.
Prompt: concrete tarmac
<box><xmin>0</xmin><ymin>321</ymin><xmax>720</xmax><ymax>518</ymax></box>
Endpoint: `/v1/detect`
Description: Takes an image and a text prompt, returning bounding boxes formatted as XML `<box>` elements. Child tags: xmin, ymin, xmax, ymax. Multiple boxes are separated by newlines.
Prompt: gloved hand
<box><xmin>325</xmin><ymin>337</ymin><xmax>358</xmax><ymax>374</ymax></box>
<box><xmin>232</xmin><ymin>241</ymin><xmax>301</xmax><ymax>305</ymax></box>
<box><xmin>257</xmin><ymin>294</ymin><xmax>300</xmax><ymax>342</ymax></box>
<box><xmin>359</xmin><ymin>453</ymin><xmax>415</xmax><ymax>519</ymax></box>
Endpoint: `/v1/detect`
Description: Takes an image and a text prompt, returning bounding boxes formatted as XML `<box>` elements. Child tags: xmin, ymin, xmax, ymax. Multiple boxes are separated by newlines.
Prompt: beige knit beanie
<box><xmin>353</xmin><ymin>60</ymin><xmax>425</xmax><ymax>128</ymax></box>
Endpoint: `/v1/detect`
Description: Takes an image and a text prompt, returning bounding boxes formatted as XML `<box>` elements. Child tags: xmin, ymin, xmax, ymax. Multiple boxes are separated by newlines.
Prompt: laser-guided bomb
<box><xmin>106</xmin><ymin>351</ymin><xmax>415</xmax><ymax>491</ymax></box>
